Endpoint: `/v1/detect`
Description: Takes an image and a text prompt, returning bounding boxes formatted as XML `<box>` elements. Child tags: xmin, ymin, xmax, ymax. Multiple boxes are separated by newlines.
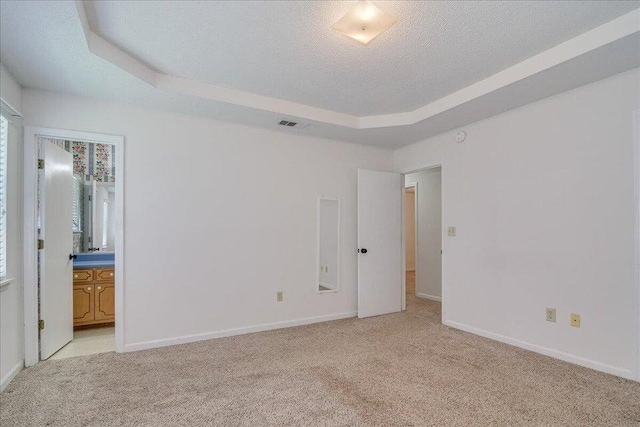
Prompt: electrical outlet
<box><xmin>546</xmin><ymin>308</ymin><xmax>556</xmax><ymax>323</ymax></box>
<box><xmin>277</xmin><ymin>291</ymin><xmax>283</xmax><ymax>302</ymax></box>
<box><xmin>325</xmin><ymin>266</ymin><xmax>328</xmax><ymax>273</ymax></box>
<box><xmin>447</xmin><ymin>226</ymin><xmax>457</xmax><ymax>237</ymax></box>
<box><xmin>570</xmin><ymin>313</ymin><xmax>580</xmax><ymax>328</ymax></box>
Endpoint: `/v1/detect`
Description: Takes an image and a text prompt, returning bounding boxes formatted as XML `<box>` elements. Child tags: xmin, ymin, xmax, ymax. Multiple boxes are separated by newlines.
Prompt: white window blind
<box><xmin>0</xmin><ymin>115</ymin><xmax>8</xmax><ymax>279</ymax></box>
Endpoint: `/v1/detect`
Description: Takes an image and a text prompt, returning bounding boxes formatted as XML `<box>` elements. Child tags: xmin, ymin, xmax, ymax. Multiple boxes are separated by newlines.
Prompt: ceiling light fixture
<box><xmin>332</xmin><ymin>0</ymin><xmax>396</xmax><ymax>45</ymax></box>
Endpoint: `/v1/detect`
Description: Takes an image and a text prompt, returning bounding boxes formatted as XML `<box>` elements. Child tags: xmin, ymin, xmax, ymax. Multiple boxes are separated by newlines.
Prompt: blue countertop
<box><xmin>73</xmin><ymin>252</ymin><xmax>115</xmax><ymax>269</ymax></box>
<box><xmin>74</xmin><ymin>260</ymin><xmax>115</xmax><ymax>268</ymax></box>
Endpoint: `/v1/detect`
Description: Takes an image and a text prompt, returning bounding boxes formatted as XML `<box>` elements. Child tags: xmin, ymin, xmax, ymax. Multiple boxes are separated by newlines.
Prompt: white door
<box><xmin>357</xmin><ymin>169</ymin><xmax>403</xmax><ymax>318</ymax></box>
<box><xmin>40</xmin><ymin>141</ymin><xmax>74</xmax><ymax>359</ymax></box>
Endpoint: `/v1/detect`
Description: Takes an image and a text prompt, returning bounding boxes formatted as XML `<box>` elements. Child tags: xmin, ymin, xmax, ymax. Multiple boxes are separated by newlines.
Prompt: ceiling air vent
<box><xmin>278</xmin><ymin>119</ymin><xmax>309</xmax><ymax>129</ymax></box>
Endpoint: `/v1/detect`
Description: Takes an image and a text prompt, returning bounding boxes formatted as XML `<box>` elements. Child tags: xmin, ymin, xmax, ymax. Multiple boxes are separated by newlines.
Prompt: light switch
<box><xmin>448</xmin><ymin>226</ymin><xmax>457</xmax><ymax>237</ymax></box>
<box><xmin>546</xmin><ymin>308</ymin><xmax>556</xmax><ymax>323</ymax></box>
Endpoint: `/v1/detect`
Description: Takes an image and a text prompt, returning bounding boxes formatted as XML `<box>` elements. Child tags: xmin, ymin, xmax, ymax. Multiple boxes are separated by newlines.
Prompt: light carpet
<box><xmin>1</xmin><ymin>279</ymin><xmax>639</xmax><ymax>426</ymax></box>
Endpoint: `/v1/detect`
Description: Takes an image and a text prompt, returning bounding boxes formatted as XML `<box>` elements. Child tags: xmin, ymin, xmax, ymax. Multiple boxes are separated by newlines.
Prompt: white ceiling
<box><xmin>85</xmin><ymin>0</ymin><xmax>637</xmax><ymax>116</ymax></box>
<box><xmin>1</xmin><ymin>1</ymin><xmax>639</xmax><ymax>148</ymax></box>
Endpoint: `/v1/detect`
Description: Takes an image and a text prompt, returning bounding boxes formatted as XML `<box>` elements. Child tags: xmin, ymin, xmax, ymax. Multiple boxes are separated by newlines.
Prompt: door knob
<box><xmin>359</xmin><ymin>248</ymin><xmax>368</xmax><ymax>254</ymax></box>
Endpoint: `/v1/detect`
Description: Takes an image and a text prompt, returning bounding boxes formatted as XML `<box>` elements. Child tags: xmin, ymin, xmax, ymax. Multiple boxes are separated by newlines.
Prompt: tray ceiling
<box><xmin>1</xmin><ymin>1</ymin><xmax>638</xmax><ymax>148</ymax></box>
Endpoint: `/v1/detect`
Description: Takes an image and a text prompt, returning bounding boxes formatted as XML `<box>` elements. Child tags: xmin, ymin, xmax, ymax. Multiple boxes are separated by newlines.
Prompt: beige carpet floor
<box><xmin>2</xmin><ymin>275</ymin><xmax>639</xmax><ymax>426</ymax></box>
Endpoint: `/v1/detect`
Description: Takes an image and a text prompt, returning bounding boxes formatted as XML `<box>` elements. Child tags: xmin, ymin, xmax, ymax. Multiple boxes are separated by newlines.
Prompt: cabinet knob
<box><xmin>74</xmin><ymin>274</ymin><xmax>78</xmax><ymax>278</ymax></box>
<box><xmin>109</xmin><ymin>272</ymin><xmax>113</xmax><ymax>277</ymax></box>
<box><xmin>87</xmin><ymin>287</ymin><xmax>91</xmax><ymax>291</ymax></box>
<box><xmin>97</xmin><ymin>286</ymin><xmax>102</xmax><ymax>290</ymax></box>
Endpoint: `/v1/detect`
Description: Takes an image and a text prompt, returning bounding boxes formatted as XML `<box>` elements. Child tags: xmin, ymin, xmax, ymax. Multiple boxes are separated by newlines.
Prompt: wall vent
<box><xmin>278</xmin><ymin>119</ymin><xmax>309</xmax><ymax>129</ymax></box>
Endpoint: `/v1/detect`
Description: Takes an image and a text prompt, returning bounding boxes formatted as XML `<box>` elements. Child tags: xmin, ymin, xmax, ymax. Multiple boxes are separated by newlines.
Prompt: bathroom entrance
<box><xmin>23</xmin><ymin>127</ymin><xmax>124</xmax><ymax>365</ymax></box>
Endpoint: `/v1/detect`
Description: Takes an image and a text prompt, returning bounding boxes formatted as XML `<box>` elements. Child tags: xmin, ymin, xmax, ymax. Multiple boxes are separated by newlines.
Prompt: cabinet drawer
<box><xmin>96</xmin><ymin>269</ymin><xmax>115</xmax><ymax>281</ymax></box>
<box><xmin>73</xmin><ymin>269</ymin><xmax>93</xmax><ymax>282</ymax></box>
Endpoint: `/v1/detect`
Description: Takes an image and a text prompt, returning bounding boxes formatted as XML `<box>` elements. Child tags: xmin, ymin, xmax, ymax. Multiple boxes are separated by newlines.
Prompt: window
<box><xmin>0</xmin><ymin>115</ymin><xmax>8</xmax><ymax>279</ymax></box>
<box><xmin>72</xmin><ymin>175</ymin><xmax>82</xmax><ymax>232</ymax></box>
<box><xmin>102</xmin><ymin>199</ymin><xmax>109</xmax><ymax>249</ymax></box>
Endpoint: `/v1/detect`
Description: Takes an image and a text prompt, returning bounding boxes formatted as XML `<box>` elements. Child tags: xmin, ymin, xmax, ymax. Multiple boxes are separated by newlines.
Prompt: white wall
<box><xmin>22</xmin><ymin>89</ymin><xmax>393</xmax><ymax>350</ymax></box>
<box><xmin>0</xmin><ymin>63</ymin><xmax>24</xmax><ymax>391</ymax></box>
<box><xmin>0</xmin><ymin>63</ymin><xmax>22</xmax><ymax>114</ymax></box>
<box><xmin>405</xmin><ymin>168</ymin><xmax>442</xmax><ymax>300</ymax></box>
<box><xmin>395</xmin><ymin>69</ymin><xmax>640</xmax><ymax>380</ymax></box>
<box><xmin>404</xmin><ymin>189</ymin><xmax>415</xmax><ymax>272</ymax></box>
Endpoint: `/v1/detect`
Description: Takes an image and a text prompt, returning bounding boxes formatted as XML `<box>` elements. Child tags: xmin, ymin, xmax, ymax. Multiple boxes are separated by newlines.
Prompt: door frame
<box><xmin>400</xmin><ymin>163</ymin><xmax>445</xmax><ymax>321</ymax></box>
<box><xmin>404</xmin><ymin>182</ymin><xmax>418</xmax><ymax>300</ymax></box>
<box><xmin>633</xmin><ymin>108</ymin><xmax>640</xmax><ymax>381</ymax></box>
<box><xmin>23</xmin><ymin>126</ymin><xmax>125</xmax><ymax>366</ymax></box>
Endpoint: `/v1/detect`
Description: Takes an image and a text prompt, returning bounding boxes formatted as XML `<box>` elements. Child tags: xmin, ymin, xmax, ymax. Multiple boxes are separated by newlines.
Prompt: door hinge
<box><xmin>39</xmin><ymin>319</ymin><xmax>45</xmax><ymax>330</ymax></box>
<box><xmin>38</xmin><ymin>159</ymin><xmax>45</xmax><ymax>169</ymax></box>
<box><xmin>88</xmin><ymin>195</ymin><xmax>92</xmax><ymax>201</ymax></box>
<box><xmin>38</xmin><ymin>239</ymin><xmax>45</xmax><ymax>250</ymax></box>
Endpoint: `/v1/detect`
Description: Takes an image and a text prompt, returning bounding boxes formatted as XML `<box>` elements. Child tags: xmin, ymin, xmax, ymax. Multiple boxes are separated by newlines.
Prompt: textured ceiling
<box><xmin>0</xmin><ymin>1</ymin><xmax>638</xmax><ymax>148</ymax></box>
<box><xmin>84</xmin><ymin>0</ymin><xmax>639</xmax><ymax>116</ymax></box>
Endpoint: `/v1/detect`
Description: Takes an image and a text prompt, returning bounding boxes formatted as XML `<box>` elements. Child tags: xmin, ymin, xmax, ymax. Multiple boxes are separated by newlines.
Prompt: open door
<box><xmin>40</xmin><ymin>141</ymin><xmax>74</xmax><ymax>359</ymax></box>
<box><xmin>357</xmin><ymin>169</ymin><xmax>402</xmax><ymax>318</ymax></box>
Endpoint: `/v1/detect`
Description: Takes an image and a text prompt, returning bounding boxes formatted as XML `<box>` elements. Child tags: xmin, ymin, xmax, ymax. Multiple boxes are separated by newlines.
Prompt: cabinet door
<box><xmin>94</xmin><ymin>284</ymin><xmax>115</xmax><ymax>321</ymax></box>
<box><xmin>73</xmin><ymin>285</ymin><xmax>95</xmax><ymax>325</ymax></box>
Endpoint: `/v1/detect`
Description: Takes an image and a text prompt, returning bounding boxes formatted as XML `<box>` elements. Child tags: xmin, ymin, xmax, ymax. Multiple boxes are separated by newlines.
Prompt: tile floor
<box><xmin>49</xmin><ymin>326</ymin><xmax>115</xmax><ymax>360</ymax></box>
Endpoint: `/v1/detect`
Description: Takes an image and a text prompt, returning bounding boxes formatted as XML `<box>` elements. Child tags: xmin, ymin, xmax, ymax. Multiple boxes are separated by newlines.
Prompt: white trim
<box><xmin>317</xmin><ymin>282</ymin><xmax>337</xmax><ymax>292</ymax></box>
<box><xmin>0</xmin><ymin>360</ymin><xmax>23</xmax><ymax>392</ymax></box>
<box><xmin>633</xmin><ymin>108</ymin><xmax>640</xmax><ymax>381</ymax></box>
<box><xmin>404</xmin><ymin>182</ymin><xmax>418</xmax><ymax>298</ymax></box>
<box><xmin>74</xmin><ymin>2</ymin><xmax>640</xmax><ymax>130</ymax></box>
<box><xmin>23</xmin><ymin>129</ymin><xmax>38</xmax><ymax>367</ymax></box>
<box><xmin>124</xmin><ymin>311</ymin><xmax>357</xmax><ymax>352</ymax></box>
<box><xmin>23</xmin><ymin>126</ymin><xmax>125</xmax><ymax>367</ymax></box>
<box><xmin>416</xmin><ymin>293</ymin><xmax>441</xmax><ymax>302</ymax></box>
<box><xmin>0</xmin><ymin>277</ymin><xmax>14</xmax><ymax>292</ymax></box>
<box><xmin>444</xmin><ymin>319</ymin><xmax>635</xmax><ymax>380</ymax></box>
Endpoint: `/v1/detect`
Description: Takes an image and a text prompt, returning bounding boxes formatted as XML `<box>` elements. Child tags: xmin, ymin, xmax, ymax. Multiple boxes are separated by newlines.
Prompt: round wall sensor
<box><xmin>455</xmin><ymin>131</ymin><xmax>467</xmax><ymax>142</ymax></box>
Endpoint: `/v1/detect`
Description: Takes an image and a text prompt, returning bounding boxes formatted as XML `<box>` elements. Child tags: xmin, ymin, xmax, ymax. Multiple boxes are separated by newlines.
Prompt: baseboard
<box><xmin>416</xmin><ymin>293</ymin><xmax>441</xmax><ymax>302</ymax></box>
<box><xmin>1</xmin><ymin>360</ymin><xmax>23</xmax><ymax>392</ymax></box>
<box><xmin>443</xmin><ymin>319</ymin><xmax>636</xmax><ymax>381</ymax></box>
<box><xmin>124</xmin><ymin>311</ymin><xmax>358</xmax><ymax>353</ymax></box>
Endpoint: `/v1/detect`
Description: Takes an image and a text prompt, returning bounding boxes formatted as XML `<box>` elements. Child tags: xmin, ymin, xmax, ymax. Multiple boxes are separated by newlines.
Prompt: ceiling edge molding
<box><xmin>74</xmin><ymin>0</ymin><xmax>359</xmax><ymax>129</ymax></box>
<box><xmin>360</xmin><ymin>9</ymin><xmax>640</xmax><ymax>129</ymax></box>
<box><xmin>76</xmin><ymin>1</ymin><xmax>639</xmax><ymax>130</ymax></box>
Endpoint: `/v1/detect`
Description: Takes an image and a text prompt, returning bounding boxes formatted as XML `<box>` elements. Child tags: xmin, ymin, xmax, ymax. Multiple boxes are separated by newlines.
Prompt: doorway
<box><xmin>404</xmin><ymin>167</ymin><xmax>442</xmax><ymax>315</ymax></box>
<box><xmin>23</xmin><ymin>127</ymin><xmax>124</xmax><ymax>366</ymax></box>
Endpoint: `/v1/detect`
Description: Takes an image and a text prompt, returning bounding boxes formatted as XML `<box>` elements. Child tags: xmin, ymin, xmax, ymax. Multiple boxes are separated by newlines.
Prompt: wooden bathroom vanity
<box><xmin>73</xmin><ymin>265</ymin><xmax>115</xmax><ymax>328</ymax></box>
